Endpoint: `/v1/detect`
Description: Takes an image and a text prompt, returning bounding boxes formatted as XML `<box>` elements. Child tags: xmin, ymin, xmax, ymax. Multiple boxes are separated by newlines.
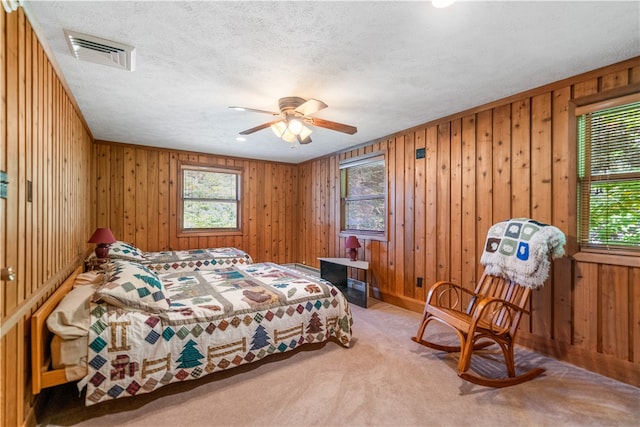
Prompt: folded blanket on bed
<box><xmin>480</xmin><ymin>218</ymin><xmax>566</xmax><ymax>289</ymax></box>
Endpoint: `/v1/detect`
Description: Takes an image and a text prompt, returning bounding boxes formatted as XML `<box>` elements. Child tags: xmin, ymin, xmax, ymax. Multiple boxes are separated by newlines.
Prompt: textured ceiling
<box><xmin>22</xmin><ymin>1</ymin><xmax>640</xmax><ymax>164</ymax></box>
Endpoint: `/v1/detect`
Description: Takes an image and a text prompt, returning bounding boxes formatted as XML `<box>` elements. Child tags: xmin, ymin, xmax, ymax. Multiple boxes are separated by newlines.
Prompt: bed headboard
<box><xmin>31</xmin><ymin>266</ymin><xmax>83</xmax><ymax>394</ymax></box>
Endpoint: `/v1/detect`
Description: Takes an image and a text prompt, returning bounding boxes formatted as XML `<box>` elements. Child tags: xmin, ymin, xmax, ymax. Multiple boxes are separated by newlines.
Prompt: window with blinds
<box><xmin>576</xmin><ymin>93</ymin><xmax>640</xmax><ymax>251</ymax></box>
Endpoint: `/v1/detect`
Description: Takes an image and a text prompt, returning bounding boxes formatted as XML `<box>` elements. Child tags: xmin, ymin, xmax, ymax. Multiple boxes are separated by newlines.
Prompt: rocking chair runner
<box><xmin>412</xmin><ymin>273</ymin><xmax>545</xmax><ymax>387</ymax></box>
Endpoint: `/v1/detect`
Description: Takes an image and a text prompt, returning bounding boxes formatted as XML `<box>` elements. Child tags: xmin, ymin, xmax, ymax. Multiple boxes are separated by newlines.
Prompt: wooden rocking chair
<box><xmin>411</xmin><ymin>273</ymin><xmax>545</xmax><ymax>387</ymax></box>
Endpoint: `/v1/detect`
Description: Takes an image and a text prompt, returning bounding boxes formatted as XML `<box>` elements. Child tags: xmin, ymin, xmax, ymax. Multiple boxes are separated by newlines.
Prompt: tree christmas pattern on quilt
<box><xmin>83</xmin><ymin>264</ymin><xmax>352</xmax><ymax>405</ymax></box>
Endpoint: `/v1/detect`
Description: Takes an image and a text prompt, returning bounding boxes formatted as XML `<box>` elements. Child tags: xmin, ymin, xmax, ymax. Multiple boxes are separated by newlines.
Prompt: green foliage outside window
<box><xmin>182</xmin><ymin>168</ymin><xmax>240</xmax><ymax>230</ymax></box>
<box><xmin>578</xmin><ymin>99</ymin><xmax>640</xmax><ymax>249</ymax></box>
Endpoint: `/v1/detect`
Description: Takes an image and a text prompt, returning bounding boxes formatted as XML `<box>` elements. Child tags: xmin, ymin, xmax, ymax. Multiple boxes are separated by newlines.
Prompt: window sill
<box><xmin>339</xmin><ymin>231</ymin><xmax>387</xmax><ymax>242</ymax></box>
<box><xmin>572</xmin><ymin>251</ymin><xmax>640</xmax><ymax>267</ymax></box>
<box><xmin>178</xmin><ymin>229</ymin><xmax>243</xmax><ymax>238</ymax></box>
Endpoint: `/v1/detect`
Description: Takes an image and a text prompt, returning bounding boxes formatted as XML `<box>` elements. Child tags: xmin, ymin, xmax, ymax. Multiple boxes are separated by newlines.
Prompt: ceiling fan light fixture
<box><xmin>287</xmin><ymin>118</ymin><xmax>303</xmax><ymax>135</ymax></box>
<box><xmin>271</xmin><ymin>120</ymin><xmax>312</xmax><ymax>144</ymax></box>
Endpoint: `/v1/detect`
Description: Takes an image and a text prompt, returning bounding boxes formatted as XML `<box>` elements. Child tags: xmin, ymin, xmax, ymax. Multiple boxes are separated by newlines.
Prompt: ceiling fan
<box><xmin>229</xmin><ymin>97</ymin><xmax>357</xmax><ymax>145</ymax></box>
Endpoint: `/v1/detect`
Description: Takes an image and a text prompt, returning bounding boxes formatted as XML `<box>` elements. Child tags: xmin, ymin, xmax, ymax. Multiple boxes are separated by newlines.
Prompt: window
<box><xmin>577</xmin><ymin>93</ymin><xmax>640</xmax><ymax>251</ymax></box>
<box><xmin>340</xmin><ymin>153</ymin><xmax>386</xmax><ymax>236</ymax></box>
<box><xmin>179</xmin><ymin>163</ymin><xmax>242</xmax><ymax>234</ymax></box>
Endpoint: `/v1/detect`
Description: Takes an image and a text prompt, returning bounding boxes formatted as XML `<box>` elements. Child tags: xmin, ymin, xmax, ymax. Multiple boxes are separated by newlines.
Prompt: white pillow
<box><xmin>46</xmin><ymin>284</ymin><xmax>96</xmax><ymax>339</ymax></box>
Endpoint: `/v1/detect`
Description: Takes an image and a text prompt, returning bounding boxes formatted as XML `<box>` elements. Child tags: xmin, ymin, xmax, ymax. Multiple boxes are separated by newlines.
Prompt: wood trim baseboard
<box><xmin>517</xmin><ymin>333</ymin><xmax>640</xmax><ymax>387</ymax></box>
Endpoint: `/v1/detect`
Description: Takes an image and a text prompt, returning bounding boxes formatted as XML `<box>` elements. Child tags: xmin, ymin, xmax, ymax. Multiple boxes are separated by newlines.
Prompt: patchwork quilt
<box><xmin>81</xmin><ymin>263</ymin><xmax>352</xmax><ymax>405</ymax></box>
<box><xmin>142</xmin><ymin>247</ymin><xmax>254</xmax><ymax>273</ymax></box>
<box><xmin>103</xmin><ymin>241</ymin><xmax>254</xmax><ymax>273</ymax></box>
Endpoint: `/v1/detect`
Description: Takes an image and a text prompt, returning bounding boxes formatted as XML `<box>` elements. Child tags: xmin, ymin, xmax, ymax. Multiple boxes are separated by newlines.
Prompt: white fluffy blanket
<box><xmin>480</xmin><ymin>218</ymin><xmax>566</xmax><ymax>289</ymax></box>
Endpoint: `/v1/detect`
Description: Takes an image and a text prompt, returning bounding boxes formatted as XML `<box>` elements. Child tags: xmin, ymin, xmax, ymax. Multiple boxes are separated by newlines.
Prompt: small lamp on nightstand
<box><xmin>88</xmin><ymin>227</ymin><xmax>116</xmax><ymax>259</ymax></box>
<box><xmin>345</xmin><ymin>235</ymin><xmax>361</xmax><ymax>261</ymax></box>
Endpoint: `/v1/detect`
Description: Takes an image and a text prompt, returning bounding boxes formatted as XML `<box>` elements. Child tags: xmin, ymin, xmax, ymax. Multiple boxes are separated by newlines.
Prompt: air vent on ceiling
<box><xmin>64</xmin><ymin>29</ymin><xmax>136</xmax><ymax>71</ymax></box>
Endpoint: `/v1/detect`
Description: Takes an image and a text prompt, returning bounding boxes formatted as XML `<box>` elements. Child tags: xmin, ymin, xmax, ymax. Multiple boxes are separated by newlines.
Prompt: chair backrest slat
<box><xmin>473</xmin><ymin>272</ymin><xmax>531</xmax><ymax>330</ymax></box>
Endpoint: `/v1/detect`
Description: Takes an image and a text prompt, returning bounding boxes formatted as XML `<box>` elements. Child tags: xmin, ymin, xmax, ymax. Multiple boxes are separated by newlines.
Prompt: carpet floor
<box><xmin>36</xmin><ymin>299</ymin><xmax>639</xmax><ymax>426</ymax></box>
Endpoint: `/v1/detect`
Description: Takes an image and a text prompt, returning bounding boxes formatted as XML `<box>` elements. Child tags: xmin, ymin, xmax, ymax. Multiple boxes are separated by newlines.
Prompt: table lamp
<box><xmin>345</xmin><ymin>235</ymin><xmax>361</xmax><ymax>261</ymax></box>
<box><xmin>88</xmin><ymin>227</ymin><xmax>116</xmax><ymax>258</ymax></box>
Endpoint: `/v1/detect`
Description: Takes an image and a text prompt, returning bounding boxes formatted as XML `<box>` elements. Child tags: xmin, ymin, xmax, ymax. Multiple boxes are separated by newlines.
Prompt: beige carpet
<box><xmin>36</xmin><ymin>299</ymin><xmax>639</xmax><ymax>426</ymax></box>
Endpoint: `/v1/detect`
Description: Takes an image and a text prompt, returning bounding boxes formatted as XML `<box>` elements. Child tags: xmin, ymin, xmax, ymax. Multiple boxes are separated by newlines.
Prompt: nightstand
<box><xmin>318</xmin><ymin>257</ymin><xmax>370</xmax><ymax>308</ymax></box>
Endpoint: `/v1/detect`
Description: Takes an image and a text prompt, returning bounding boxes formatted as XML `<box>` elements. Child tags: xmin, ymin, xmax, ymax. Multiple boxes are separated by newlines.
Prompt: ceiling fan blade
<box><xmin>229</xmin><ymin>106</ymin><xmax>280</xmax><ymax>116</ymax></box>
<box><xmin>306</xmin><ymin>117</ymin><xmax>357</xmax><ymax>135</ymax></box>
<box><xmin>297</xmin><ymin>134</ymin><xmax>312</xmax><ymax>144</ymax></box>
<box><xmin>239</xmin><ymin>120</ymin><xmax>281</xmax><ymax>135</ymax></box>
<box><xmin>294</xmin><ymin>98</ymin><xmax>328</xmax><ymax>117</ymax></box>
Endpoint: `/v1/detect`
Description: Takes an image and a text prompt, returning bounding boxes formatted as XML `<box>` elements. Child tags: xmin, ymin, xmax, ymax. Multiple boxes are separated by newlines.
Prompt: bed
<box><xmin>94</xmin><ymin>241</ymin><xmax>254</xmax><ymax>273</ymax></box>
<box><xmin>32</xmin><ymin>260</ymin><xmax>352</xmax><ymax>406</ymax></box>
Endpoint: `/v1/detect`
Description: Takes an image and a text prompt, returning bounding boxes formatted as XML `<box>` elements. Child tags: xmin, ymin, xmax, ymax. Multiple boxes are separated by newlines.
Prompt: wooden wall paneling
<box><xmin>600</xmin><ymin>264</ymin><xmax>629</xmax><ymax>361</ymax></box>
<box><xmin>272</xmin><ymin>162</ymin><xmax>282</xmax><ymax>260</ymax></box>
<box><xmin>572</xmin><ymin>78</ymin><xmax>599</xmax><ymax>99</ymax></box>
<box><xmin>0</xmin><ymin>7</ymin><xmax>96</xmax><ymax>424</ymax></box>
<box><xmin>5</xmin><ymin>8</ymin><xmax>18</xmax><ymax>316</ymax></box>
<box><xmin>631</xmin><ymin>267</ymin><xmax>640</xmax><ymax>363</ymax></box>
<box><xmin>44</xmin><ymin>58</ymin><xmax>51</xmax><ymax>278</ymax></box>
<box><xmin>449</xmin><ymin>120</ymin><xmax>462</xmax><ymax>286</ymax></box>
<box><xmin>247</xmin><ymin>160</ymin><xmax>258</xmax><ymax>260</ymax></box>
<box><xmin>403</xmin><ymin>133</ymin><xmax>415</xmax><ymax>297</ymax></box>
<box><xmin>424</xmin><ymin>127</ymin><xmax>438</xmax><ymax>289</ymax></box>
<box><xmin>474</xmin><ymin>110</ymin><xmax>493</xmax><ymax>282</ymax></box>
<box><xmin>123</xmin><ymin>147</ymin><xmax>136</xmax><ymax>244</ymax></box>
<box><xmin>110</xmin><ymin>145</ymin><xmax>124</xmax><ymax>240</ymax></box>
<box><xmin>157</xmin><ymin>150</ymin><xmax>171</xmax><ymax>251</ymax></box>
<box><xmin>631</xmin><ymin>65</ymin><xmax>640</xmax><ymax>84</ymax></box>
<box><xmin>135</xmin><ymin>148</ymin><xmax>148</xmax><ymax>249</ymax></box>
<box><xmin>284</xmin><ymin>162</ymin><xmax>294</xmax><ymax>262</ymax></box>
<box><xmin>146</xmin><ymin>150</ymin><xmax>159</xmax><ymax>251</ymax></box>
<box><xmin>330</xmin><ymin>156</ymin><xmax>342</xmax><ymax>256</ymax></box>
<box><xmin>394</xmin><ymin>136</ymin><xmax>406</xmax><ymax>295</ymax></box>
<box><xmin>460</xmin><ymin>115</ymin><xmax>477</xmax><ymax>292</ymax></box>
<box><xmin>552</xmin><ymin>86</ymin><xmax>573</xmax><ymax>344</ymax></box>
<box><xmin>413</xmin><ymin>129</ymin><xmax>426</xmax><ymax>301</ymax></box>
<box><xmin>25</xmin><ymin>17</ymin><xmax>33</xmax><ymax>295</ymax></box>
<box><xmin>95</xmin><ymin>144</ymin><xmax>110</xmax><ymax>227</ymax></box>
<box><xmin>17</xmin><ymin>8</ymin><xmax>26</xmax><ymax>305</ymax></box>
<box><xmin>491</xmin><ymin>104</ymin><xmax>512</xmax><ymax>221</ymax></box>
<box><xmin>262</xmin><ymin>162</ymin><xmax>272</xmax><ymax>261</ymax></box>
<box><xmin>383</xmin><ymin>138</ymin><xmax>396</xmax><ymax>295</ymax></box>
<box><xmin>530</xmin><ymin>93</ymin><xmax>553</xmax><ymax>339</ymax></box>
<box><xmin>573</xmin><ymin>262</ymin><xmax>599</xmax><ymax>351</ymax></box>
<box><xmin>510</xmin><ymin>99</ymin><xmax>531</xmax><ymax>218</ymax></box>
<box><xmin>601</xmin><ymin>69</ymin><xmax>629</xmax><ymax>91</ymax></box>
<box><xmin>34</xmin><ymin>38</ymin><xmax>42</xmax><ymax>291</ymax></box>
<box><xmin>311</xmin><ymin>161</ymin><xmax>321</xmax><ymax>262</ymax></box>
<box><xmin>168</xmin><ymin>152</ymin><xmax>179</xmax><ymax>250</ymax></box>
<box><xmin>0</xmin><ymin>0</ymin><xmax>6</xmax><ymax>317</ymax></box>
<box><xmin>436</xmin><ymin>123</ymin><xmax>451</xmax><ymax>283</ymax></box>
<box><xmin>52</xmin><ymin>70</ymin><xmax>59</xmax><ymax>272</ymax></box>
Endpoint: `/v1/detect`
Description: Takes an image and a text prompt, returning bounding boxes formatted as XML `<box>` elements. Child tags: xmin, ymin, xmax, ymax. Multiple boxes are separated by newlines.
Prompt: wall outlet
<box><xmin>417</xmin><ymin>277</ymin><xmax>423</xmax><ymax>288</ymax></box>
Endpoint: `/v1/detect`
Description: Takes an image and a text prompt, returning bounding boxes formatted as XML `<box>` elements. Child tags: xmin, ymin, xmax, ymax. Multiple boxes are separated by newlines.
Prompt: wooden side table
<box><xmin>318</xmin><ymin>257</ymin><xmax>369</xmax><ymax>308</ymax></box>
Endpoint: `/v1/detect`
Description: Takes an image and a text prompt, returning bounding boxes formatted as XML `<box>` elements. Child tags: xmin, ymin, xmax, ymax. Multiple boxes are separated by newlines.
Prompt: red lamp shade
<box><xmin>88</xmin><ymin>228</ymin><xmax>117</xmax><ymax>258</ymax></box>
<box><xmin>345</xmin><ymin>236</ymin><xmax>361</xmax><ymax>261</ymax></box>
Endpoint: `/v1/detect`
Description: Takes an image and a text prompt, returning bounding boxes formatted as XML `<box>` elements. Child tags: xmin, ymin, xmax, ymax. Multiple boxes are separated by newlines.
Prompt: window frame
<box><xmin>339</xmin><ymin>151</ymin><xmax>387</xmax><ymax>240</ymax></box>
<box><xmin>571</xmin><ymin>88</ymin><xmax>640</xmax><ymax>263</ymax></box>
<box><xmin>177</xmin><ymin>162</ymin><xmax>243</xmax><ymax>237</ymax></box>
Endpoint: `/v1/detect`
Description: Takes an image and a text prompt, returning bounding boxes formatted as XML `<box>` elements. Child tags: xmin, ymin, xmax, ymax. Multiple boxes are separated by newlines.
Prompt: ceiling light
<box><xmin>288</xmin><ymin>118</ymin><xmax>303</xmax><ymax>135</ymax></box>
<box><xmin>271</xmin><ymin>120</ymin><xmax>312</xmax><ymax>145</ymax></box>
<box><xmin>432</xmin><ymin>0</ymin><xmax>455</xmax><ymax>8</ymax></box>
<box><xmin>236</xmin><ymin>137</ymin><xmax>246</xmax><ymax>142</ymax></box>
